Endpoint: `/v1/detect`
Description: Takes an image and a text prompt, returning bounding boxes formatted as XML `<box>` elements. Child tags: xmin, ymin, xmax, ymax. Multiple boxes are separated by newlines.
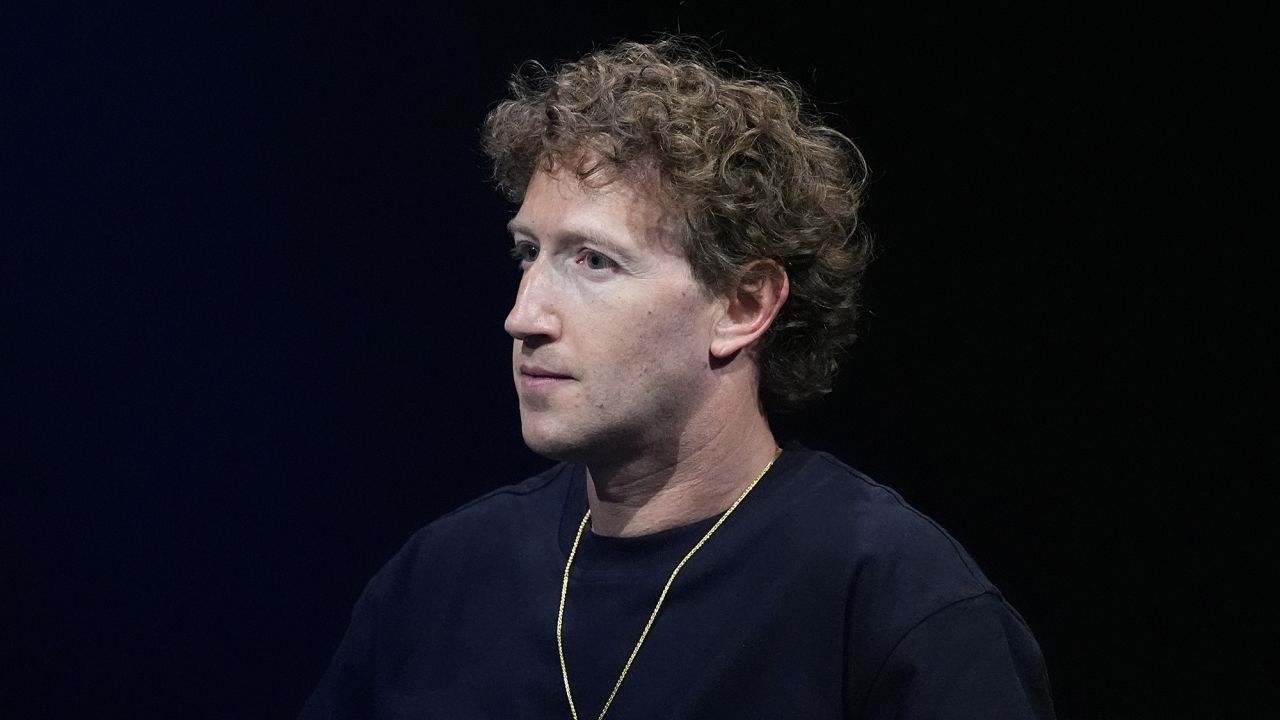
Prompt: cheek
<box><xmin>627</xmin><ymin>301</ymin><xmax>711</xmax><ymax>371</ymax></box>
<box><xmin>578</xmin><ymin>280</ymin><xmax>714</xmax><ymax>376</ymax></box>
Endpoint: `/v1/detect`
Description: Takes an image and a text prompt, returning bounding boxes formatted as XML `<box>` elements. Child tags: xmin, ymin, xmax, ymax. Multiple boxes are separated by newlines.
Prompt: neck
<box><xmin>583</xmin><ymin>406</ymin><xmax>779</xmax><ymax>538</ymax></box>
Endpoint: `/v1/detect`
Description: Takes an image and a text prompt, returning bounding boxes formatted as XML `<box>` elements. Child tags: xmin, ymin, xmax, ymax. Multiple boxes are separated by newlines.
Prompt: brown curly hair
<box><xmin>482</xmin><ymin>37</ymin><xmax>873</xmax><ymax>412</ymax></box>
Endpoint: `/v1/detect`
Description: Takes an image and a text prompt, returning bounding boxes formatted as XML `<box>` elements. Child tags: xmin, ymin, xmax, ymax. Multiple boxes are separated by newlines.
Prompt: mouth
<box><xmin>519</xmin><ymin>364</ymin><xmax>573</xmax><ymax>379</ymax></box>
<box><xmin>518</xmin><ymin>365</ymin><xmax>575</xmax><ymax>391</ymax></box>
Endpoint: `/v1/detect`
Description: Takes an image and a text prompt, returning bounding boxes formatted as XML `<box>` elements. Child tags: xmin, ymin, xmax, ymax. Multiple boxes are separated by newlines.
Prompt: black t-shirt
<box><xmin>301</xmin><ymin>445</ymin><xmax>1055</xmax><ymax>719</ymax></box>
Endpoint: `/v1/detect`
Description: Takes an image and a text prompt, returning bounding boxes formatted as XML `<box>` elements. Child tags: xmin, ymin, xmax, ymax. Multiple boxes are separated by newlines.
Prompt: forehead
<box><xmin>511</xmin><ymin>166</ymin><xmax>686</xmax><ymax>258</ymax></box>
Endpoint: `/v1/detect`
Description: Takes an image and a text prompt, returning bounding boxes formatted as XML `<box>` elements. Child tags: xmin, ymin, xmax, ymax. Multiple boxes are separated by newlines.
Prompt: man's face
<box><xmin>504</xmin><ymin>166</ymin><xmax>721</xmax><ymax>462</ymax></box>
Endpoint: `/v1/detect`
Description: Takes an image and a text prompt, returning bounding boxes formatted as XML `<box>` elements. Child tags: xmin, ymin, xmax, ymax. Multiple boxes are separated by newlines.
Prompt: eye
<box><xmin>510</xmin><ymin>242</ymin><xmax>538</xmax><ymax>268</ymax></box>
<box><xmin>576</xmin><ymin>249</ymin><xmax>616</xmax><ymax>271</ymax></box>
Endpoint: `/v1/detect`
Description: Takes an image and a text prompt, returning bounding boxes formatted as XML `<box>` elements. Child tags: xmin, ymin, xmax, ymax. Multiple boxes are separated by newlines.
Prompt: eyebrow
<box><xmin>506</xmin><ymin>220</ymin><xmax>638</xmax><ymax>265</ymax></box>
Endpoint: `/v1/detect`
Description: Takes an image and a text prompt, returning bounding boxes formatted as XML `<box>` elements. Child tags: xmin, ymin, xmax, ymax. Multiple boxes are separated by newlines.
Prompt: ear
<box><xmin>710</xmin><ymin>259</ymin><xmax>790</xmax><ymax>360</ymax></box>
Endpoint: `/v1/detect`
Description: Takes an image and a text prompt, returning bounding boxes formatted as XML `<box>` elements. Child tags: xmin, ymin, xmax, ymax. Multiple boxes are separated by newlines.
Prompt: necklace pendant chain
<box><xmin>555</xmin><ymin>449</ymin><xmax>783</xmax><ymax>720</ymax></box>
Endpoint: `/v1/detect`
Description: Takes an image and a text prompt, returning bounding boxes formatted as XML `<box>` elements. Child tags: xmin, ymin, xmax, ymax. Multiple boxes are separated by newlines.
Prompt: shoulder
<box><xmin>429</xmin><ymin>461</ymin><xmax>572</xmax><ymax>537</ymax></box>
<box><xmin>772</xmin><ymin>448</ymin><xmax>1011</xmax><ymax>643</ymax></box>
<box><xmin>779</xmin><ymin>447</ymin><xmax>994</xmax><ymax>596</ymax></box>
<box><xmin>363</xmin><ymin>462</ymin><xmax>573</xmax><ymax>600</ymax></box>
<box><xmin>776</xmin><ymin>448</ymin><xmax>1051</xmax><ymax>713</ymax></box>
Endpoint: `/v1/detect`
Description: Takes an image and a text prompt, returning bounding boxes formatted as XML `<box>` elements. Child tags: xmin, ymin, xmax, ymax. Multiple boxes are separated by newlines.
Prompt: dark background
<box><xmin>2</xmin><ymin>2</ymin><xmax>1271</xmax><ymax>718</ymax></box>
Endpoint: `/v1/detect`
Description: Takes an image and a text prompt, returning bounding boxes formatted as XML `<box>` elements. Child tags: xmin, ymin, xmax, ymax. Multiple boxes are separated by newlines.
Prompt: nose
<box><xmin>504</xmin><ymin>260</ymin><xmax>561</xmax><ymax>343</ymax></box>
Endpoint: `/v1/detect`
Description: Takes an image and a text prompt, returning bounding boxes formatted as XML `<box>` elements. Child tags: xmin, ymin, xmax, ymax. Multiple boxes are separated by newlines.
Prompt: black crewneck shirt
<box><xmin>301</xmin><ymin>445</ymin><xmax>1055</xmax><ymax>719</ymax></box>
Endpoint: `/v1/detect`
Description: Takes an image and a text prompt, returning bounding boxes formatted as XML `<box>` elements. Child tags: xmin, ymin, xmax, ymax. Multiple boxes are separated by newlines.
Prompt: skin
<box><xmin>504</xmin><ymin>163</ymin><xmax>789</xmax><ymax>537</ymax></box>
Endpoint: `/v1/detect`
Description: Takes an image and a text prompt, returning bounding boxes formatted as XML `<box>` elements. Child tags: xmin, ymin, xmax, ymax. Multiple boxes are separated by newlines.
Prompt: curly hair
<box><xmin>482</xmin><ymin>37</ymin><xmax>873</xmax><ymax>413</ymax></box>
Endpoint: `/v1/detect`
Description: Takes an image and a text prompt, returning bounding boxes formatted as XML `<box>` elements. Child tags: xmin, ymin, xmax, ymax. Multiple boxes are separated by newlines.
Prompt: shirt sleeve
<box><xmin>859</xmin><ymin>592</ymin><xmax>1056</xmax><ymax>720</ymax></box>
<box><xmin>297</xmin><ymin>576</ymin><xmax>381</xmax><ymax>720</ymax></box>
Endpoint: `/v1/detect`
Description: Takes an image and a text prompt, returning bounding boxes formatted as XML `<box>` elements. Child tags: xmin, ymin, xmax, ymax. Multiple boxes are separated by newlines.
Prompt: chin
<box><xmin>519</xmin><ymin>415</ymin><xmax>630</xmax><ymax>465</ymax></box>
<box><xmin>520</xmin><ymin>419</ymin><xmax>584</xmax><ymax>462</ymax></box>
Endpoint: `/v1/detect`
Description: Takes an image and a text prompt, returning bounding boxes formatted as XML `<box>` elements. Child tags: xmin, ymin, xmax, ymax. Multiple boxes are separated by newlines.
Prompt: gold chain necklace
<box><xmin>556</xmin><ymin>449</ymin><xmax>782</xmax><ymax>720</ymax></box>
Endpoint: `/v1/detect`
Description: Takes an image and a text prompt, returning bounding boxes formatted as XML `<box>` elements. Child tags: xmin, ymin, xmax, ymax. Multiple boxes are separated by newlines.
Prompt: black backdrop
<box><xmin>3</xmin><ymin>2</ymin><xmax>1270</xmax><ymax>718</ymax></box>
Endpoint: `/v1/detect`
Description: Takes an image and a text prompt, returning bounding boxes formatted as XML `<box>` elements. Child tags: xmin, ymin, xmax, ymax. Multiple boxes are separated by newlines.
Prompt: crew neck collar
<box><xmin>555</xmin><ymin>443</ymin><xmax>806</xmax><ymax>579</ymax></box>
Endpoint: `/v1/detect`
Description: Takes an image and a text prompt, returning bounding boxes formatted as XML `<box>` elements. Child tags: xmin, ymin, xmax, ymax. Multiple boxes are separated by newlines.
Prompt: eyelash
<box><xmin>509</xmin><ymin>243</ymin><xmax>616</xmax><ymax>272</ymax></box>
<box><xmin>576</xmin><ymin>250</ymin><xmax>615</xmax><ymax>271</ymax></box>
<box><xmin>510</xmin><ymin>242</ymin><xmax>538</xmax><ymax>265</ymax></box>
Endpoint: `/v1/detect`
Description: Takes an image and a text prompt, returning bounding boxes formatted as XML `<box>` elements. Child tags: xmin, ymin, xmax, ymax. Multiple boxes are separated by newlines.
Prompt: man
<box><xmin>301</xmin><ymin>38</ymin><xmax>1055</xmax><ymax>719</ymax></box>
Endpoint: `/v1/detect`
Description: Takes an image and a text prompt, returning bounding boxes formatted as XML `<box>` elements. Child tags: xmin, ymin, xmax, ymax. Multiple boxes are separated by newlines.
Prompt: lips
<box><xmin>519</xmin><ymin>365</ymin><xmax>573</xmax><ymax>380</ymax></box>
<box><xmin>517</xmin><ymin>365</ymin><xmax>575</xmax><ymax>394</ymax></box>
